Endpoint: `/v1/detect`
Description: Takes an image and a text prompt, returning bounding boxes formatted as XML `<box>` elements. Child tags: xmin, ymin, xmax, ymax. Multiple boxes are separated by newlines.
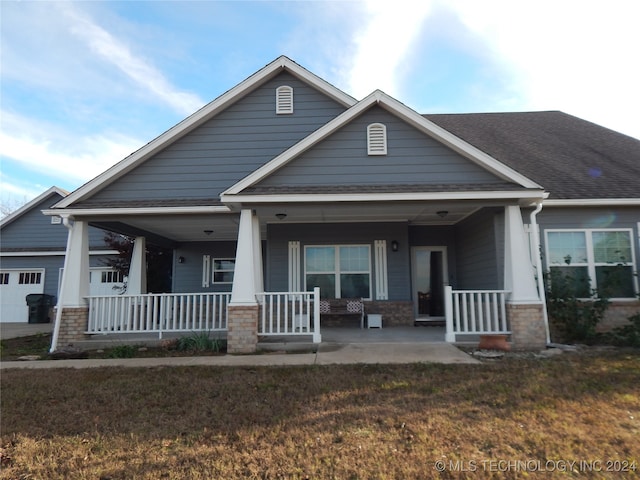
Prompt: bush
<box><xmin>545</xmin><ymin>269</ymin><xmax>609</xmax><ymax>344</ymax></box>
<box><xmin>605</xmin><ymin>312</ymin><xmax>640</xmax><ymax>347</ymax></box>
<box><xmin>176</xmin><ymin>331</ymin><xmax>225</xmax><ymax>353</ymax></box>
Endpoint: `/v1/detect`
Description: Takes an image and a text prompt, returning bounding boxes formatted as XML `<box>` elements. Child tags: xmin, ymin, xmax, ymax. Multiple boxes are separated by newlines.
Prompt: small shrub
<box><xmin>545</xmin><ymin>269</ymin><xmax>609</xmax><ymax>344</ymax></box>
<box><xmin>176</xmin><ymin>331</ymin><xmax>224</xmax><ymax>353</ymax></box>
<box><xmin>107</xmin><ymin>344</ymin><xmax>138</xmax><ymax>358</ymax></box>
<box><xmin>606</xmin><ymin>312</ymin><xmax>640</xmax><ymax>347</ymax></box>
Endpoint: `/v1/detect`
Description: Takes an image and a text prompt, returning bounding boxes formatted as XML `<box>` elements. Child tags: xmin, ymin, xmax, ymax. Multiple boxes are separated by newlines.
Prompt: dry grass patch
<box><xmin>1</xmin><ymin>351</ymin><xmax>639</xmax><ymax>479</ymax></box>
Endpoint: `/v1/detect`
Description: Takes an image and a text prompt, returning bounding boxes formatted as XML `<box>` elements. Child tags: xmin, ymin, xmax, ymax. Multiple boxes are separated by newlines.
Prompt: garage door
<box><xmin>57</xmin><ymin>268</ymin><xmax>125</xmax><ymax>297</ymax></box>
<box><xmin>0</xmin><ymin>269</ymin><xmax>45</xmax><ymax>323</ymax></box>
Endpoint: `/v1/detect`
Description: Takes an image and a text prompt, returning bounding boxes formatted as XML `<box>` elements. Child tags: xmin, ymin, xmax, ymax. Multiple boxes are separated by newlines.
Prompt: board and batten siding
<box><xmin>257</xmin><ymin>106</ymin><xmax>513</xmax><ymax>187</ymax></box>
<box><xmin>266</xmin><ymin>222</ymin><xmax>411</xmax><ymax>300</ymax></box>
<box><xmin>89</xmin><ymin>73</ymin><xmax>347</xmax><ymax>202</ymax></box>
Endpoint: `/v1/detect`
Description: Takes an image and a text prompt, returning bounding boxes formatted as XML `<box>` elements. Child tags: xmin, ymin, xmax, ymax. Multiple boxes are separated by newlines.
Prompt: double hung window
<box><xmin>305</xmin><ymin>245</ymin><xmax>371</xmax><ymax>299</ymax></box>
<box><xmin>546</xmin><ymin>229</ymin><xmax>636</xmax><ymax>298</ymax></box>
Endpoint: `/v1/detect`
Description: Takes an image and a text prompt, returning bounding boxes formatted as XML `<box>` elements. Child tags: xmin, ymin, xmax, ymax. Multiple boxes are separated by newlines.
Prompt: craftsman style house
<box><xmin>45</xmin><ymin>56</ymin><xmax>640</xmax><ymax>353</ymax></box>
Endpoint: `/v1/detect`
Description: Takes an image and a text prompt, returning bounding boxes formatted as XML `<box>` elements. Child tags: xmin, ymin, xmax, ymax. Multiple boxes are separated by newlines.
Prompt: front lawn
<box><xmin>1</xmin><ymin>351</ymin><xmax>638</xmax><ymax>479</ymax></box>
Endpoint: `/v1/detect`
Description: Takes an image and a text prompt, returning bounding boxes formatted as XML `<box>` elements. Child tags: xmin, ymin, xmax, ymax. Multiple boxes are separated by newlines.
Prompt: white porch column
<box><xmin>504</xmin><ymin>205</ymin><xmax>540</xmax><ymax>302</ymax></box>
<box><xmin>231</xmin><ymin>209</ymin><xmax>261</xmax><ymax>305</ymax></box>
<box><xmin>252</xmin><ymin>213</ymin><xmax>264</xmax><ymax>294</ymax></box>
<box><xmin>127</xmin><ymin>236</ymin><xmax>147</xmax><ymax>295</ymax></box>
<box><xmin>59</xmin><ymin>219</ymin><xmax>91</xmax><ymax>306</ymax></box>
<box><xmin>50</xmin><ymin>217</ymin><xmax>91</xmax><ymax>352</ymax></box>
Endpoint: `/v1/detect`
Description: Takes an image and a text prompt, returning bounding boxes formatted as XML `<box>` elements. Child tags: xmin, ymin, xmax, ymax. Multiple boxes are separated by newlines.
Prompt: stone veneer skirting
<box><xmin>227</xmin><ymin>305</ymin><xmax>259</xmax><ymax>354</ymax></box>
<box><xmin>364</xmin><ymin>301</ymin><xmax>414</xmax><ymax>326</ymax></box>
<box><xmin>55</xmin><ymin>307</ymin><xmax>90</xmax><ymax>347</ymax></box>
<box><xmin>598</xmin><ymin>300</ymin><xmax>640</xmax><ymax>332</ymax></box>
<box><xmin>507</xmin><ymin>303</ymin><xmax>546</xmax><ymax>350</ymax></box>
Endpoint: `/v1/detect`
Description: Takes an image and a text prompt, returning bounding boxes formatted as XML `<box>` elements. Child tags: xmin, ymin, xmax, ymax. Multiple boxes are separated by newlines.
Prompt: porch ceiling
<box><xmin>88</xmin><ymin>200</ymin><xmax>509</xmax><ymax>244</ymax></box>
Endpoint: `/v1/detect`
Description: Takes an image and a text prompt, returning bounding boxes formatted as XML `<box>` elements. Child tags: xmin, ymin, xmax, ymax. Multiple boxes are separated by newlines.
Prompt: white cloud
<box><xmin>445</xmin><ymin>0</ymin><xmax>640</xmax><ymax>138</ymax></box>
<box><xmin>346</xmin><ymin>1</ymin><xmax>434</xmax><ymax>98</ymax></box>
<box><xmin>58</xmin><ymin>2</ymin><xmax>205</xmax><ymax>116</ymax></box>
<box><xmin>0</xmin><ymin>110</ymin><xmax>144</xmax><ymax>184</ymax></box>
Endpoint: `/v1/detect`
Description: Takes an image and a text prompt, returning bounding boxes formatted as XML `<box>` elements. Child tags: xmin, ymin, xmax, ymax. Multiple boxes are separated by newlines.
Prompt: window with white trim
<box><xmin>276</xmin><ymin>85</ymin><xmax>293</xmax><ymax>114</ymax></box>
<box><xmin>213</xmin><ymin>259</ymin><xmax>235</xmax><ymax>284</ymax></box>
<box><xmin>367</xmin><ymin>123</ymin><xmax>387</xmax><ymax>155</ymax></box>
<box><xmin>305</xmin><ymin>245</ymin><xmax>371</xmax><ymax>299</ymax></box>
<box><xmin>545</xmin><ymin>229</ymin><xmax>637</xmax><ymax>298</ymax></box>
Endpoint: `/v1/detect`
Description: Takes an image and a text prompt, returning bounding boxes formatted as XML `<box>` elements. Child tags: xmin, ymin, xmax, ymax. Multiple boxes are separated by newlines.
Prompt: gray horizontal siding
<box><xmin>90</xmin><ymin>72</ymin><xmax>347</xmax><ymax>202</ymax></box>
<box><xmin>454</xmin><ymin>208</ymin><xmax>501</xmax><ymax>290</ymax></box>
<box><xmin>258</xmin><ymin>106</ymin><xmax>511</xmax><ymax>187</ymax></box>
<box><xmin>172</xmin><ymin>241</ymin><xmax>240</xmax><ymax>293</ymax></box>
<box><xmin>1</xmin><ymin>193</ymin><xmax>108</xmax><ymax>250</ymax></box>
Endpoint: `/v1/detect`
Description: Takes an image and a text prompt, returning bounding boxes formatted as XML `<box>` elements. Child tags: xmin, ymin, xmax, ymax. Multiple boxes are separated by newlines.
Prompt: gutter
<box><xmin>529</xmin><ymin>201</ymin><xmax>551</xmax><ymax>345</ymax></box>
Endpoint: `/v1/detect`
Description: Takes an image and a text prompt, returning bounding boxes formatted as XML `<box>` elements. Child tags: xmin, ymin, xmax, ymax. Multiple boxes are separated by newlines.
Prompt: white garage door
<box><xmin>57</xmin><ymin>267</ymin><xmax>125</xmax><ymax>297</ymax></box>
<box><xmin>0</xmin><ymin>269</ymin><xmax>45</xmax><ymax>323</ymax></box>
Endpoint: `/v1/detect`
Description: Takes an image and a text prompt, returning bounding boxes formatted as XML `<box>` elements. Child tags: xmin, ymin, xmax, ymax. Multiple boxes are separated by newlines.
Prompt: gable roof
<box><xmin>426</xmin><ymin>111</ymin><xmax>640</xmax><ymax>200</ymax></box>
<box><xmin>55</xmin><ymin>56</ymin><xmax>357</xmax><ymax>209</ymax></box>
<box><xmin>0</xmin><ymin>186</ymin><xmax>68</xmax><ymax>229</ymax></box>
<box><xmin>222</xmin><ymin>90</ymin><xmax>543</xmax><ymax>198</ymax></box>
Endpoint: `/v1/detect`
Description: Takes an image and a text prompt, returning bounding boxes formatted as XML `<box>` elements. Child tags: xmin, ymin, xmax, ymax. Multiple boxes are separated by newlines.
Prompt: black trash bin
<box><xmin>25</xmin><ymin>294</ymin><xmax>55</xmax><ymax>323</ymax></box>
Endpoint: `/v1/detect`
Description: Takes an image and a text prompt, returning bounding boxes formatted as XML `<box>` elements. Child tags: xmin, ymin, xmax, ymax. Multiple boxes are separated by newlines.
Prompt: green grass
<box><xmin>1</xmin><ymin>350</ymin><xmax>639</xmax><ymax>479</ymax></box>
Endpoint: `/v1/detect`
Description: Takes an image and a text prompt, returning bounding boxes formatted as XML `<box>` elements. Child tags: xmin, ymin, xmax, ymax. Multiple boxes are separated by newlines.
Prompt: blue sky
<box><xmin>2</xmin><ymin>0</ymin><xmax>639</xmax><ymax>211</ymax></box>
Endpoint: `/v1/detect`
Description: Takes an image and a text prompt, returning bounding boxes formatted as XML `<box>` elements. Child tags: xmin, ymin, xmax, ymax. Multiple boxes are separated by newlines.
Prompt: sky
<box><xmin>2</xmin><ymin>0</ymin><xmax>639</xmax><ymax>211</ymax></box>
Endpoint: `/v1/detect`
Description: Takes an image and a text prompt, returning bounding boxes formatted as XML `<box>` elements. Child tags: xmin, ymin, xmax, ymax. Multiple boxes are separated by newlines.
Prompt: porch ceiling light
<box><xmin>275</xmin><ymin>213</ymin><xmax>287</xmax><ymax>220</ymax></box>
<box><xmin>203</xmin><ymin>229</ymin><xmax>214</xmax><ymax>235</ymax></box>
<box><xmin>437</xmin><ymin>210</ymin><xmax>448</xmax><ymax>218</ymax></box>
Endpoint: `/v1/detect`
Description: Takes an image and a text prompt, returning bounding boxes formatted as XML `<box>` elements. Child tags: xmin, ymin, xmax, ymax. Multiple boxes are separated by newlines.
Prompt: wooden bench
<box><xmin>319</xmin><ymin>298</ymin><xmax>365</xmax><ymax>328</ymax></box>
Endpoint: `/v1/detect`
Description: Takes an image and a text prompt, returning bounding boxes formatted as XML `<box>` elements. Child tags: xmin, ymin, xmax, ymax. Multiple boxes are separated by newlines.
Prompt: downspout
<box><xmin>49</xmin><ymin>215</ymin><xmax>73</xmax><ymax>353</ymax></box>
<box><xmin>529</xmin><ymin>201</ymin><xmax>551</xmax><ymax>345</ymax></box>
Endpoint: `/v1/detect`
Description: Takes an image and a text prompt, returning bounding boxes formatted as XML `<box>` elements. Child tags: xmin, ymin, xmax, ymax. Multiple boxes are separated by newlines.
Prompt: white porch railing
<box><xmin>444</xmin><ymin>286</ymin><xmax>510</xmax><ymax>342</ymax></box>
<box><xmin>256</xmin><ymin>287</ymin><xmax>321</xmax><ymax>343</ymax></box>
<box><xmin>86</xmin><ymin>292</ymin><xmax>231</xmax><ymax>339</ymax></box>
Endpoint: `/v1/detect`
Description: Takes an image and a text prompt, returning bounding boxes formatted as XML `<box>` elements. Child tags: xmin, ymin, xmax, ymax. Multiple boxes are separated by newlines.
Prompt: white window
<box><xmin>101</xmin><ymin>270</ymin><xmax>124</xmax><ymax>283</ymax></box>
<box><xmin>276</xmin><ymin>85</ymin><xmax>293</xmax><ymax>114</ymax></box>
<box><xmin>213</xmin><ymin>259</ymin><xmax>235</xmax><ymax>284</ymax></box>
<box><xmin>304</xmin><ymin>245</ymin><xmax>371</xmax><ymax>299</ymax></box>
<box><xmin>19</xmin><ymin>272</ymin><xmax>42</xmax><ymax>285</ymax></box>
<box><xmin>367</xmin><ymin>123</ymin><xmax>387</xmax><ymax>155</ymax></box>
<box><xmin>545</xmin><ymin>229</ymin><xmax>637</xmax><ymax>298</ymax></box>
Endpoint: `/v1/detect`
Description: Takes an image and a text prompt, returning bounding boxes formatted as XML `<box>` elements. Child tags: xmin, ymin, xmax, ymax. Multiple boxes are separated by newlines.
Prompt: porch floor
<box><xmin>261</xmin><ymin>325</ymin><xmax>446</xmax><ymax>345</ymax></box>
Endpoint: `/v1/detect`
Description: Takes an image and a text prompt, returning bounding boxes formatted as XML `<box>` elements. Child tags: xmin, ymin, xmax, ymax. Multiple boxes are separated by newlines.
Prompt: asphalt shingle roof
<box><xmin>424</xmin><ymin>111</ymin><xmax>640</xmax><ymax>200</ymax></box>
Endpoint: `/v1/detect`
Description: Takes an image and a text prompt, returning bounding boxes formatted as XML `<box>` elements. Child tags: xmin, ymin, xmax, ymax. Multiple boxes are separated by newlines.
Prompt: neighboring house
<box><xmin>0</xmin><ymin>187</ymin><xmax>122</xmax><ymax>323</ymax></box>
<box><xmin>44</xmin><ymin>56</ymin><xmax>640</xmax><ymax>353</ymax></box>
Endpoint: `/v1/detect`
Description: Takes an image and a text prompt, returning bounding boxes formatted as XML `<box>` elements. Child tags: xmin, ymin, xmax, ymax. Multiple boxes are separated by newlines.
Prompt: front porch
<box><xmin>53</xmin><ymin>286</ymin><xmax>538</xmax><ymax>350</ymax></box>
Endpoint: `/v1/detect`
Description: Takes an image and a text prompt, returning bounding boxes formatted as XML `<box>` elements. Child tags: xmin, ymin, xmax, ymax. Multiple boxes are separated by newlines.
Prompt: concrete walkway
<box><xmin>0</xmin><ymin>323</ymin><xmax>479</xmax><ymax>368</ymax></box>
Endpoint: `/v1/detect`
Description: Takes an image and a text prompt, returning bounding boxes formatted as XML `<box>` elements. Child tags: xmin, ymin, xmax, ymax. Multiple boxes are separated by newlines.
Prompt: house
<box><xmin>43</xmin><ymin>56</ymin><xmax>640</xmax><ymax>353</ymax></box>
<box><xmin>0</xmin><ymin>187</ymin><xmax>122</xmax><ymax>323</ymax></box>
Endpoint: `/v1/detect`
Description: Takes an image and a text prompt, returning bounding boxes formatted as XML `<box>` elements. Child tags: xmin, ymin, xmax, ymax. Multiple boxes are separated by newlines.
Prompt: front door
<box><xmin>411</xmin><ymin>247</ymin><xmax>447</xmax><ymax>320</ymax></box>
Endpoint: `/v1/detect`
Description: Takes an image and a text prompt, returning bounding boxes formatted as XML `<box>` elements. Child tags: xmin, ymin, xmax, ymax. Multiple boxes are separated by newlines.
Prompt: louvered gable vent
<box><xmin>367</xmin><ymin>123</ymin><xmax>387</xmax><ymax>155</ymax></box>
<box><xmin>276</xmin><ymin>85</ymin><xmax>293</xmax><ymax>114</ymax></box>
